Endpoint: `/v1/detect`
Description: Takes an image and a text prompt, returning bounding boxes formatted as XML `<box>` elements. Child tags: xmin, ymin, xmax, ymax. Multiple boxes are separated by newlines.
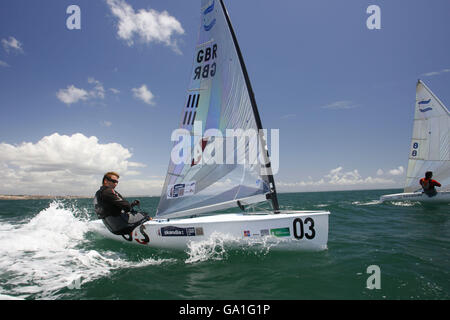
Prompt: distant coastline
<box><xmin>0</xmin><ymin>195</ymin><xmax>91</xmax><ymax>200</ymax></box>
<box><xmin>0</xmin><ymin>188</ymin><xmax>402</xmax><ymax>200</ymax></box>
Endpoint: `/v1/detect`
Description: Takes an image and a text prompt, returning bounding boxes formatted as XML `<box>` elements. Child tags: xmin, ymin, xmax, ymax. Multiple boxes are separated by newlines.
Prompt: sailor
<box><xmin>419</xmin><ymin>171</ymin><xmax>441</xmax><ymax>197</ymax></box>
<box><xmin>94</xmin><ymin>172</ymin><xmax>150</xmax><ymax>235</ymax></box>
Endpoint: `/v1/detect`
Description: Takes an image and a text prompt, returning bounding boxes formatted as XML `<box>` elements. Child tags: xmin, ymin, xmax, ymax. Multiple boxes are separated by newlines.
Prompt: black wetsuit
<box><xmin>94</xmin><ymin>186</ymin><xmax>148</xmax><ymax>235</ymax></box>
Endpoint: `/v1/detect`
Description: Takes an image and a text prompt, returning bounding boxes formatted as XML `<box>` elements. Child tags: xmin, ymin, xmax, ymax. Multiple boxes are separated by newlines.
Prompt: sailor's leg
<box><xmin>126</xmin><ymin>211</ymin><xmax>149</xmax><ymax>224</ymax></box>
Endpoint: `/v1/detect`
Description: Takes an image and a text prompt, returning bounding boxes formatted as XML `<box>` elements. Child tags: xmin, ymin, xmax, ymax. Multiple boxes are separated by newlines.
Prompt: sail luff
<box><xmin>218</xmin><ymin>0</ymin><xmax>280</xmax><ymax>212</ymax></box>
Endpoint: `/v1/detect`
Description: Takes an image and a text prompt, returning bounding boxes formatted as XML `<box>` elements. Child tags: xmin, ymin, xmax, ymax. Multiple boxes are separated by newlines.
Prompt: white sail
<box><xmin>404</xmin><ymin>80</ymin><xmax>450</xmax><ymax>192</ymax></box>
<box><xmin>156</xmin><ymin>0</ymin><xmax>279</xmax><ymax>219</ymax></box>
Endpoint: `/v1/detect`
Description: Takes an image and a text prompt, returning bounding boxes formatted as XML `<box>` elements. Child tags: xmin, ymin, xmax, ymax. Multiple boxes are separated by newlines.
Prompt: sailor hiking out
<box><xmin>420</xmin><ymin>171</ymin><xmax>442</xmax><ymax>197</ymax></box>
<box><xmin>94</xmin><ymin>172</ymin><xmax>150</xmax><ymax>235</ymax></box>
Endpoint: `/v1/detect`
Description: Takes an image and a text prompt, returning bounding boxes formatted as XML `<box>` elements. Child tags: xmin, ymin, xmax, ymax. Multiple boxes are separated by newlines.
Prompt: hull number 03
<box><xmin>293</xmin><ymin>218</ymin><xmax>316</xmax><ymax>240</ymax></box>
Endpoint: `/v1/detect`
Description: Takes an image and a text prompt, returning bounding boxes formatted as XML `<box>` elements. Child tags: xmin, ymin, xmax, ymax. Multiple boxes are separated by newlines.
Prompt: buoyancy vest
<box><xmin>420</xmin><ymin>178</ymin><xmax>440</xmax><ymax>191</ymax></box>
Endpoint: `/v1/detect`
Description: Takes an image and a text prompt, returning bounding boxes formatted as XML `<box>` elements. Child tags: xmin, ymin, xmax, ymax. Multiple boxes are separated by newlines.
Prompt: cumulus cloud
<box><xmin>388</xmin><ymin>166</ymin><xmax>404</xmax><ymax>176</ymax></box>
<box><xmin>323</xmin><ymin>167</ymin><xmax>391</xmax><ymax>186</ymax></box>
<box><xmin>87</xmin><ymin>77</ymin><xmax>105</xmax><ymax>99</ymax></box>
<box><xmin>132</xmin><ymin>84</ymin><xmax>155</xmax><ymax>105</ymax></box>
<box><xmin>278</xmin><ymin>166</ymin><xmax>397</xmax><ymax>192</ymax></box>
<box><xmin>106</xmin><ymin>0</ymin><xmax>185</xmax><ymax>53</ymax></box>
<box><xmin>56</xmin><ymin>85</ymin><xmax>89</xmax><ymax>105</ymax></box>
<box><xmin>57</xmin><ymin>78</ymin><xmax>107</xmax><ymax>105</ymax></box>
<box><xmin>374</xmin><ymin>166</ymin><xmax>404</xmax><ymax>177</ymax></box>
<box><xmin>0</xmin><ymin>133</ymin><xmax>152</xmax><ymax>196</ymax></box>
<box><xmin>1</xmin><ymin>36</ymin><xmax>24</xmax><ymax>53</ymax></box>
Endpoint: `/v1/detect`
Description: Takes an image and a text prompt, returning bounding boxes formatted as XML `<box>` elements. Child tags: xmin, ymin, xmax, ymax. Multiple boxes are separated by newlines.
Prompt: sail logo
<box><xmin>418</xmin><ymin>99</ymin><xmax>432</xmax><ymax>112</ymax></box>
<box><xmin>203</xmin><ymin>0</ymin><xmax>216</xmax><ymax>31</ymax></box>
<box><xmin>167</xmin><ymin>182</ymin><xmax>196</xmax><ymax>199</ymax></box>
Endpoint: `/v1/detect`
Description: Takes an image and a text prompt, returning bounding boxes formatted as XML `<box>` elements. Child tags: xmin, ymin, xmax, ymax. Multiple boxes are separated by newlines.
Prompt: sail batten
<box><xmin>156</xmin><ymin>0</ymin><xmax>277</xmax><ymax>218</ymax></box>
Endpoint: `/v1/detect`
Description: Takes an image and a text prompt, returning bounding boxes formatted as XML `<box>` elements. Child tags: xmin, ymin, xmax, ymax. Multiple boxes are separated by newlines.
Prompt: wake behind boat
<box><xmin>93</xmin><ymin>0</ymin><xmax>329</xmax><ymax>251</ymax></box>
<box><xmin>381</xmin><ymin>80</ymin><xmax>450</xmax><ymax>203</ymax></box>
<box><xmin>380</xmin><ymin>191</ymin><xmax>450</xmax><ymax>203</ymax></box>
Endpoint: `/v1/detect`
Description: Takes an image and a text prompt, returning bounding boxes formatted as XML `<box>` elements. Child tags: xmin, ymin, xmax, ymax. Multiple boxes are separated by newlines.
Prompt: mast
<box><xmin>218</xmin><ymin>0</ymin><xmax>280</xmax><ymax>212</ymax></box>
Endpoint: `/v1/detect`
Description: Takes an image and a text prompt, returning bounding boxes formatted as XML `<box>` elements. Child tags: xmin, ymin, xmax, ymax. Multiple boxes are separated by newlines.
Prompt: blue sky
<box><xmin>0</xmin><ymin>0</ymin><xmax>449</xmax><ymax>196</ymax></box>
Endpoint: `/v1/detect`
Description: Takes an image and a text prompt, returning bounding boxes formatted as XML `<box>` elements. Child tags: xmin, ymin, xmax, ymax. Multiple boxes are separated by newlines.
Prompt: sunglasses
<box><xmin>106</xmin><ymin>176</ymin><xmax>119</xmax><ymax>184</ymax></box>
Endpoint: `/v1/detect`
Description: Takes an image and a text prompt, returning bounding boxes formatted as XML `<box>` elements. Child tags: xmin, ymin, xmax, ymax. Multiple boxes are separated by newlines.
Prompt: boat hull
<box><xmin>380</xmin><ymin>191</ymin><xmax>450</xmax><ymax>203</ymax></box>
<box><xmin>91</xmin><ymin>211</ymin><xmax>330</xmax><ymax>251</ymax></box>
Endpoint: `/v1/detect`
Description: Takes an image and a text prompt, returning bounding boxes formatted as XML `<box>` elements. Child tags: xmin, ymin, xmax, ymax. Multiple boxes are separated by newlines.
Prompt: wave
<box><xmin>352</xmin><ymin>200</ymin><xmax>382</xmax><ymax>206</ymax></box>
<box><xmin>0</xmin><ymin>200</ymin><xmax>173</xmax><ymax>299</ymax></box>
<box><xmin>390</xmin><ymin>201</ymin><xmax>419</xmax><ymax>207</ymax></box>
<box><xmin>185</xmin><ymin>232</ymin><xmax>284</xmax><ymax>264</ymax></box>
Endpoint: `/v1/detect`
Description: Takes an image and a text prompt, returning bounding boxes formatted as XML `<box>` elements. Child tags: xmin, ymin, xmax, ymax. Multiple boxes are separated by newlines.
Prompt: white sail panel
<box><xmin>156</xmin><ymin>0</ymin><xmax>274</xmax><ymax>218</ymax></box>
<box><xmin>404</xmin><ymin>80</ymin><xmax>450</xmax><ymax>192</ymax></box>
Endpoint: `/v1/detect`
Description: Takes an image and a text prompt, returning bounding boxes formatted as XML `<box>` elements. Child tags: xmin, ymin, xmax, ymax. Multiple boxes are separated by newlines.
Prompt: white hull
<box><xmin>92</xmin><ymin>211</ymin><xmax>330</xmax><ymax>251</ymax></box>
<box><xmin>380</xmin><ymin>191</ymin><xmax>450</xmax><ymax>203</ymax></box>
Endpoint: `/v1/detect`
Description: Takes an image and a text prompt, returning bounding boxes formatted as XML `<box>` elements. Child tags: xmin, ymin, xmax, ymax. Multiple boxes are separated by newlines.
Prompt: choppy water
<box><xmin>0</xmin><ymin>189</ymin><xmax>448</xmax><ymax>300</ymax></box>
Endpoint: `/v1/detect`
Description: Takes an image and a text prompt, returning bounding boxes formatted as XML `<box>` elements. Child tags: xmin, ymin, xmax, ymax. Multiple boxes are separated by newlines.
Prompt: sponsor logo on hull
<box><xmin>158</xmin><ymin>226</ymin><xmax>204</xmax><ymax>237</ymax></box>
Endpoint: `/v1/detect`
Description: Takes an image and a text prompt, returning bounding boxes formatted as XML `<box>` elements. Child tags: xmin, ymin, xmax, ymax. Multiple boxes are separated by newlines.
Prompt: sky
<box><xmin>0</xmin><ymin>0</ymin><xmax>449</xmax><ymax>196</ymax></box>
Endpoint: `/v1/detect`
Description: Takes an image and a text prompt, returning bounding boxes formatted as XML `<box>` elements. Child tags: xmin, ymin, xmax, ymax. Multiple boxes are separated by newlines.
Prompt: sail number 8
<box><xmin>293</xmin><ymin>218</ymin><xmax>316</xmax><ymax>240</ymax></box>
<box><xmin>412</xmin><ymin>142</ymin><xmax>419</xmax><ymax>157</ymax></box>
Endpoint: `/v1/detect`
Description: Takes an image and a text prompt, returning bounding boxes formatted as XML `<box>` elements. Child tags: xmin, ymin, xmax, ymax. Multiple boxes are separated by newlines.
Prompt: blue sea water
<box><xmin>0</xmin><ymin>189</ymin><xmax>448</xmax><ymax>301</ymax></box>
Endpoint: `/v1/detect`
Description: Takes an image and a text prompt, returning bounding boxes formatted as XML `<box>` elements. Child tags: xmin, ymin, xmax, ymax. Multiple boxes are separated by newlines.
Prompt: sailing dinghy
<box><xmin>93</xmin><ymin>0</ymin><xmax>330</xmax><ymax>251</ymax></box>
<box><xmin>380</xmin><ymin>80</ymin><xmax>450</xmax><ymax>203</ymax></box>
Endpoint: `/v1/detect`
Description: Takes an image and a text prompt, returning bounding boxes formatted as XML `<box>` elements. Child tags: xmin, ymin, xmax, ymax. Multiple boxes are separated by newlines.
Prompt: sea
<box><xmin>0</xmin><ymin>189</ymin><xmax>448</xmax><ymax>303</ymax></box>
